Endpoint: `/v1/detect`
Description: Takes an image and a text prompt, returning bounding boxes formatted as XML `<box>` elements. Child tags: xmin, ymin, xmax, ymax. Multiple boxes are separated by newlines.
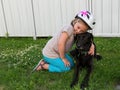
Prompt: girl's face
<box><xmin>73</xmin><ymin>19</ymin><xmax>89</xmax><ymax>34</ymax></box>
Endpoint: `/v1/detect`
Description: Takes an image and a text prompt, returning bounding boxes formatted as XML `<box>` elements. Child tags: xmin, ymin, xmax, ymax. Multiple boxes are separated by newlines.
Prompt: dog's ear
<box><xmin>89</xmin><ymin>33</ymin><xmax>94</xmax><ymax>42</ymax></box>
<box><xmin>74</xmin><ymin>35</ymin><xmax>77</xmax><ymax>43</ymax></box>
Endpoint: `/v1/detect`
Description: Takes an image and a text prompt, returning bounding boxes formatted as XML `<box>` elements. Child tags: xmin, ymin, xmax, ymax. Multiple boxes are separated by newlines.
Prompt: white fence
<box><xmin>0</xmin><ymin>0</ymin><xmax>120</xmax><ymax>39</ymax></box>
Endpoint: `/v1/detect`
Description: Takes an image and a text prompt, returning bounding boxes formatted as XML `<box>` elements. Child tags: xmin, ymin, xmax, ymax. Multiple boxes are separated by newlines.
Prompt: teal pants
<box><xmin>43</xmin><ymin>54</ymin><xmax>74</xmax><ymax>72</ymax></box>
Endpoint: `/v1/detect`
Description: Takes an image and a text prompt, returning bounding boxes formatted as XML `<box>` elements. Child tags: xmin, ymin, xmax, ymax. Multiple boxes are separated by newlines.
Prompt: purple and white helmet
<box><xmin>75</xmin><ymin>10</ymin><xmax>96</xmax><ymax>30</ymax></box>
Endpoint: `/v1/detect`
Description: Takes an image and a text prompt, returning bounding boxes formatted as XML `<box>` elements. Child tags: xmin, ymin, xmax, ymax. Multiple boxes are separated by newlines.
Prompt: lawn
<box><xmin>0</xmin><ymin>37</ymin><xmax>120</xmax><ymax>90</ymax></box>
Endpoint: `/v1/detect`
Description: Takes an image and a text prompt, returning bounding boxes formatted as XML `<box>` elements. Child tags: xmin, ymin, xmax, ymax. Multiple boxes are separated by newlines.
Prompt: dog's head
<box><xmin>75</xmin><ymin>32</ymin><xmax>93</xmax><ymax>52</ymax></box>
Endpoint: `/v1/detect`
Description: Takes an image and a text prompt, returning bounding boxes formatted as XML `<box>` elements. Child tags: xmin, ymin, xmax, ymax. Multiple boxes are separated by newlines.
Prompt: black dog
<box><xmin>70</xmin><ymin>32</ymin><xmax>102</xmax><ymax>90</ymax></box>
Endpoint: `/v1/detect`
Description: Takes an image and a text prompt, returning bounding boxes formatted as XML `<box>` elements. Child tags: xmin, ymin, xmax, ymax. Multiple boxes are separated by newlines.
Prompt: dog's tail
<box><xmin>94</xmin><ymin>53</ymin><xmax>102</xmax><ymax>61</ymax></box>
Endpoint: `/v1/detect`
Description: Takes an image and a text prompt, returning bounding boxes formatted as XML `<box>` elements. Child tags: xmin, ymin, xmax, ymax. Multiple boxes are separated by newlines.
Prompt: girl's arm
<box><xmin>88</xmin><ymin>43</ymin><xmax>95</xmax><ymax>55</ymax></box>
<box><xmin>58</xmin><ymin>32</ymin><xmax>70</xmax><ymax>67</ymax></box>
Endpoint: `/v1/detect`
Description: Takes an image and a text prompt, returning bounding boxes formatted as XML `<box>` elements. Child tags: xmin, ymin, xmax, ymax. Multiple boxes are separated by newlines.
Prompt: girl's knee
<box><xmin>60</xmin><ymin>66</ymin><xmax>71</xmax><ymax>72</ymax></box>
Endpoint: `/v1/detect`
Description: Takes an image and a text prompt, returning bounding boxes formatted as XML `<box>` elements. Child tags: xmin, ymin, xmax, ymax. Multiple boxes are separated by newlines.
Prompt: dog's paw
<box><xmin>70</xmin><ymin>81</ymin><xmax>78</xmax><ymax>88</ymax></box>
<box><xmin>80</xmin><ymin>87</ymin><xmax>87</xmax><ymax>90</ymax></box>
<box><xmin>80</xmin><ymin>84</ymin><xmax>88</xmax><ymax>90</ymax></box>
<box><xmin>80</xmin><ymin>81</ymin><xmax>89</xmax><ymax>90</ymax></box>
<box><xmin>70</xmin><ymin>84</ymin><xmax>74</xmax><ymax>88</ymax></box>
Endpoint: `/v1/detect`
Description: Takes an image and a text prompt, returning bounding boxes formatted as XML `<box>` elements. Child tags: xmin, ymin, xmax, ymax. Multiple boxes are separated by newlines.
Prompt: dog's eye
<box><xmin>82</xmin><ymin>36</ymin><xmax>85</xmax><ymax>39</ymax></box>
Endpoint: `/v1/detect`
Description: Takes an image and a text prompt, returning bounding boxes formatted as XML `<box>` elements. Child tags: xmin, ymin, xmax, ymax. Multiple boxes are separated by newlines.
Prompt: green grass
<box><xmin>0</xmin><ymin>37</ymin><xmax>120</xmax><ymax>90</ymax></box>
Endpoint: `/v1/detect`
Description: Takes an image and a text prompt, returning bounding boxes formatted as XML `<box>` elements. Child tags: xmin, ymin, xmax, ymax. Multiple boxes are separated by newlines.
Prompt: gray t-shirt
<box><xmin>42</xmin><ymin>25</ymin><xmax>74</xmax><ymax>58</ymax></box>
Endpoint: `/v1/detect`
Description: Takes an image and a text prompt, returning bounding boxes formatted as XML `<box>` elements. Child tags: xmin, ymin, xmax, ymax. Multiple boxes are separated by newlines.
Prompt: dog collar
<box><xmin>80</xmin><ymin>51</ymin><xmax>88</xmax><ymax>55</ymax></box>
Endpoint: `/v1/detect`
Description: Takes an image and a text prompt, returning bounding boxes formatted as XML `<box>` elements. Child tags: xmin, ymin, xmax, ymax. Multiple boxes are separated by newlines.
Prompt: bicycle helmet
<box><xmin>75</xmin><ymin>10</ymin><xmax>96</xmax><ymax>30</ymax></box>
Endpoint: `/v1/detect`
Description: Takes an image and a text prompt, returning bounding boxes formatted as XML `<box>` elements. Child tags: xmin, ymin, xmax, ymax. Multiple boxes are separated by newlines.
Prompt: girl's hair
<box><xmin>71</xmin><ymin>18</ymin><xmax>91</xmax><ymax>29</ymax></box>
<box><xmin>71</xmin><ymin>18</ymin><xmax>79</xmax><ymax>27</ymax></box>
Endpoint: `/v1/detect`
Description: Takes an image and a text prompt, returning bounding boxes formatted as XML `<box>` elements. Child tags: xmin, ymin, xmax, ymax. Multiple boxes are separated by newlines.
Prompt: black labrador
<box><xmin>70</xmin><ymin>32</ymin><xmax>102</xmax><ymax>90</ymax></box>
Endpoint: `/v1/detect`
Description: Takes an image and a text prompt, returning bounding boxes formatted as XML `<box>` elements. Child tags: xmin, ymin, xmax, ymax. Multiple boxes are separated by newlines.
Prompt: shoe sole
<box><xmin>31</xmin><ymin>59</ymin><xmax>44</xmax><ymax>73</ymax></box>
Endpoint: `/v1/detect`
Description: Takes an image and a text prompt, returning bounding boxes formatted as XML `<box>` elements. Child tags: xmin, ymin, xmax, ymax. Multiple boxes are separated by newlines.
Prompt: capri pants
<box><xmin>43</xmin><ymin>54</ymin><xmax>74</xmax><ymax>72</ymax></box>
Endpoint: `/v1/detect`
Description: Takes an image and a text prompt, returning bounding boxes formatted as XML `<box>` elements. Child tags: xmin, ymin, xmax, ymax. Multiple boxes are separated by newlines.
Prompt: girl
<box><xmin>33</xmin><ymin>10</ymin><xmax>96</xmax><ymax>72</ymax></box>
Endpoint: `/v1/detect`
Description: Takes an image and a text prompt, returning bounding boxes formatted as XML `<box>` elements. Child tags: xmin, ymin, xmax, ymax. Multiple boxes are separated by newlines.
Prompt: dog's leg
<box><xmin>80</xmin><ymin>65</ymin><xmax>93</xmax><ymax>90</ymax></box>
<box><xmin>70</xmin><ymin>63</ymin><xmax>82</xmax><ymax>88</ymax></box>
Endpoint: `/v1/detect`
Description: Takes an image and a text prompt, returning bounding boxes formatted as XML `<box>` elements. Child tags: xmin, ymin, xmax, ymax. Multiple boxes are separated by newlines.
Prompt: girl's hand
<box><xmin>62</xmin><ymin>58</ymin><xmax>70</xmax><ymax>67</ymax></box>
<box><xmin>88</xmin><ymin>43</ymin><xmax>95</xmax><ymax>55</ymax></box>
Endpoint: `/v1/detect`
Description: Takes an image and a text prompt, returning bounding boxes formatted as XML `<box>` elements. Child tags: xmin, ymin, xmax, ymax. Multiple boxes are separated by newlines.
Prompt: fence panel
<box><xmin>0</xmin><ymin>0</ymin><xmax>6</xmax><ymax>36</ymax></box>
<box><xmin>1</xmin><ymin>0</ymin><xmax>35</xmax><ymax>37</ymax></box>
<box><xmin>33</xmin><ymin>0</ymin><xmax>62</xmax><ymax>36</ymax></box>
<box><xmin>92</xmin><ymin>0</ymin><xmax>120</xmax><ymax>37</ymax></box>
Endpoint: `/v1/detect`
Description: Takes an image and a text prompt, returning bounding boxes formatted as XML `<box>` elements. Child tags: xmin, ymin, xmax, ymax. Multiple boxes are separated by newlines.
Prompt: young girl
<box><xmin>33</xmin><ymin>10</ymin><xmax>96</xmax><ymax>72</ymax></box>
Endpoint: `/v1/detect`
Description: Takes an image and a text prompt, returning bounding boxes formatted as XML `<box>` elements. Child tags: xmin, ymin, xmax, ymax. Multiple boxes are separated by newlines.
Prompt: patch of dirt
<box><xmin>115</xmin><ymin>85</ymin><xmax>120</xmax><ymax>90</ymax></box>
<box><xmin>0</xmin><ymin>86</ymin><xmax>5</xmax><ymax>90</ymax></box>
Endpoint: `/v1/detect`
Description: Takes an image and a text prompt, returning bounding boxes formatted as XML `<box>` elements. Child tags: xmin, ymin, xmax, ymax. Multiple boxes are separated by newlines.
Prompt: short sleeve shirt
<box><xmin>42</xmin><ymin>25</ymin><xmax>74</xmax><ymax>58</ymax></box>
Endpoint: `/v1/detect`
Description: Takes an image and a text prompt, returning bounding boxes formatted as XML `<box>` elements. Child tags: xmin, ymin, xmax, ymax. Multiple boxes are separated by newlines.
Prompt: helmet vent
<box><xmin>87</xmin><ymin>15</ymin><xmax>90</xmax><ymax>19</ymax></box>
<box><xmin>93</xmin><ymin>22</ymin><xmax>96</xmax><ymax>25</ymax></box>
